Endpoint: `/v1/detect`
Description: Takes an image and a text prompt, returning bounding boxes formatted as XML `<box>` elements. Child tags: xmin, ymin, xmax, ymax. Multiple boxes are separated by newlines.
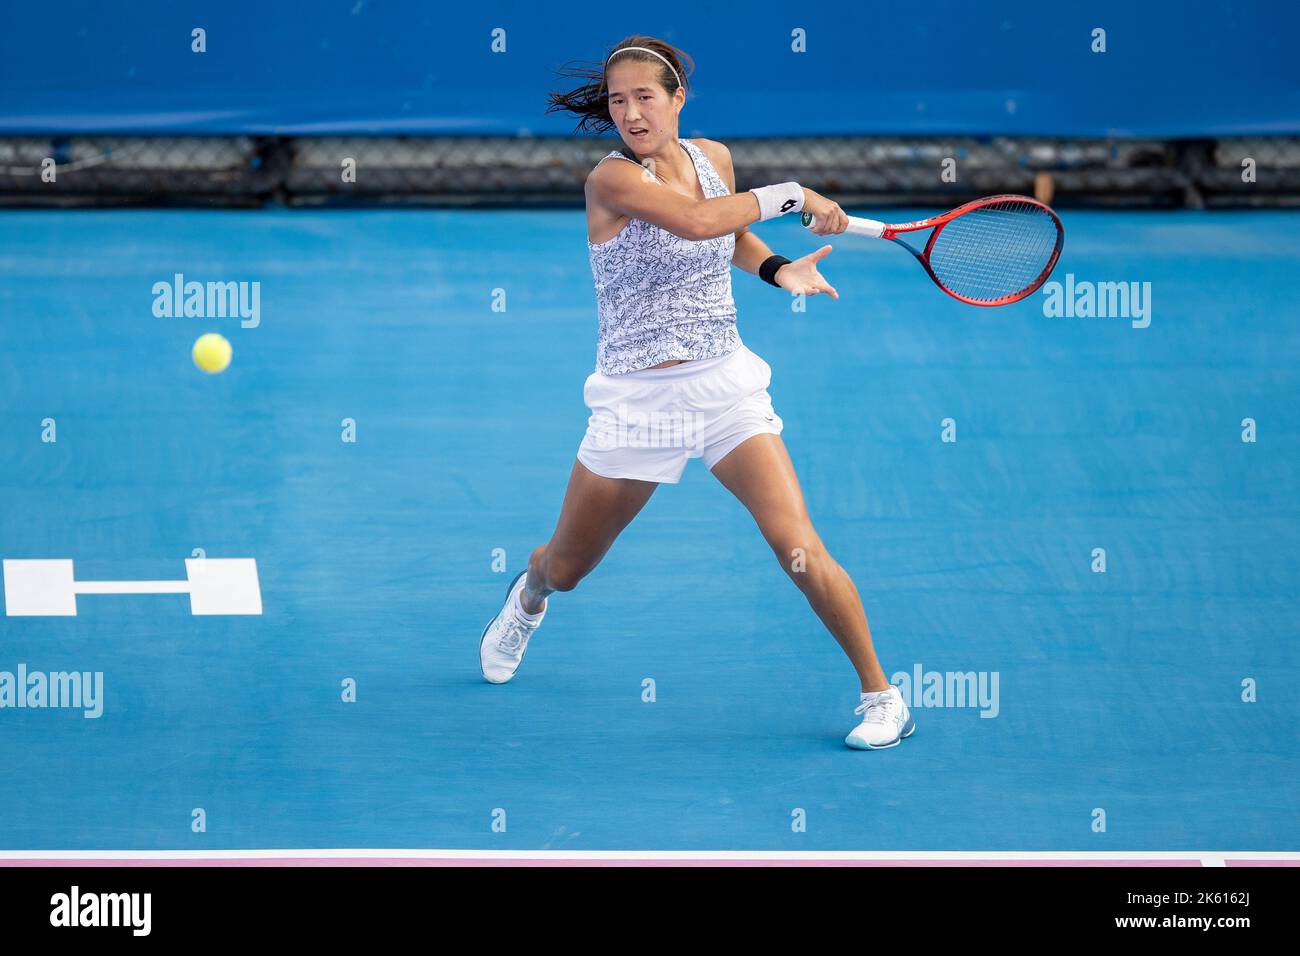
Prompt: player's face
<box><xmin>606</xmin><ymin>61</ymin><xmax>680</xmax><ymax>154</ymax></box>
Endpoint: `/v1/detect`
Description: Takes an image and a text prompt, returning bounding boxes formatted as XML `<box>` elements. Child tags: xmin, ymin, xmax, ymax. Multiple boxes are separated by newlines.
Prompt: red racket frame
<box><xmin>883</xmin><ymin>194</ymin><xmax>1065</xmax><ymax>306</ymax></box>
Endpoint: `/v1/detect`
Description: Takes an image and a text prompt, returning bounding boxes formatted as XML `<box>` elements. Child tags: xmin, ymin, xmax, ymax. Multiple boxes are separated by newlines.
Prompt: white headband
<box><xmin>604</xmin><ymin>46</ymin><xmax>683</xmax><ymax>93</ymax></box>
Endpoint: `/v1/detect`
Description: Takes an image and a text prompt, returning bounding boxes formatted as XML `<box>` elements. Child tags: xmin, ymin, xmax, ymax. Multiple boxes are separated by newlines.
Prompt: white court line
<box><xmin>74</xmin><ymin>581</ymin><xmax>190</xmax><ymax>594</ymax></box>
<box><xmin>3</xmin><ymin>558</ymin><xmax>262</xmax><ymax>616</ymax></box>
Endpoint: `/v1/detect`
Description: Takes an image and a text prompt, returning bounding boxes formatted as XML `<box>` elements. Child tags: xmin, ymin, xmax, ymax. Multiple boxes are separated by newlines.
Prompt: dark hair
<box><xmin>545</xmin><ymin>36</ymin><xmax>694</xmax><ymax>136</ymax></box>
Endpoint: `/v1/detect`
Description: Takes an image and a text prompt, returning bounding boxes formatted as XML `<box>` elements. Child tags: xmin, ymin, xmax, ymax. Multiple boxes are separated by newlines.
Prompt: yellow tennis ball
<box><xmin>192</xmin><ymin>333</ymin><xmax>232</xmax><ymax>374</ymax></box>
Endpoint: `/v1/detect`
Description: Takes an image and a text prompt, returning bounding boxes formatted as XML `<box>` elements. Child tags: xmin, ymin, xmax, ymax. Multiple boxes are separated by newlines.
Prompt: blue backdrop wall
<box><xmin>0</xmin><ymin>0</ymin><xmax>1296</xmax><ymax>137</ymax></box>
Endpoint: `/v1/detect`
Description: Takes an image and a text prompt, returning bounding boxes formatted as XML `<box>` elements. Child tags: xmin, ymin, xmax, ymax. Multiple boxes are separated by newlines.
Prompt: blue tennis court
<box><xmin>1</xmin><ymin>207</ymin><xmax>1295</xmax><ymax>852</ymax></box>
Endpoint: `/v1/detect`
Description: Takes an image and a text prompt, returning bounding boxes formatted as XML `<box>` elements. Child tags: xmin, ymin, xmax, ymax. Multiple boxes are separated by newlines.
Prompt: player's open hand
<box><xmin>776</xmin><ymin>245</ymin><xmax>838</xmax><ymax>299</ymax></box>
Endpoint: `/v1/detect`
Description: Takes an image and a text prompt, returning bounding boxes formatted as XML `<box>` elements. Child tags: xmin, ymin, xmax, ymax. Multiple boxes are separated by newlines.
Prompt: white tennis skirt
<box><xmin>576</xmin><ymin>345</ymin><xmax>784</xmax><ymax>484</ymax></box>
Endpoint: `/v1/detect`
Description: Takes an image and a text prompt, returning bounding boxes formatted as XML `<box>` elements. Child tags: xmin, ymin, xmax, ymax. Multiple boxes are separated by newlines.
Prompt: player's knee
<box><xmin>776</xmin><ymin>535</ymin><xmax>829</xmax><ymax>586</ymax></box>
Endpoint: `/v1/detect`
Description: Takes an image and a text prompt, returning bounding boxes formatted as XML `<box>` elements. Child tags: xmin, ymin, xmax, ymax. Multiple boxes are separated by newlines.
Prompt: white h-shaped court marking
<box><xmin>2</xmin><ymin>559</ymin><xmax>262</xmax><ymax>616</ymax></box>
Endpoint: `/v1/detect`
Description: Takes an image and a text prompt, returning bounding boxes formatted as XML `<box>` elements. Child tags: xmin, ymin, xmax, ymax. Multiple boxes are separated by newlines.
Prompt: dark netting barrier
<box><xmin>0</xmin><ymin>137</ymin><xmax>282</xmax><ymax>207</ymax></box>
<box><xmin>1198</xmin><ymin>137</ymin><xmax>1300</xmax><ymax>207</ymax></box>
<box><xmin>2</xmin><ymin>136</ymin><xmax>1298</xmax><ymax>208</ymax></box>
<box><xmin>285</xmin><ymin>137</ymin><xmax>604</xmax><ymax>206</ymax></box>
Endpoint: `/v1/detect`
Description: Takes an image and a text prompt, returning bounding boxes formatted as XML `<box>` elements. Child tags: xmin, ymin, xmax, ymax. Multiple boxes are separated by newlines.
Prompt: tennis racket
<box><xmin>801</xmin><ymin>194</ymin><xmax>1064</xmax><ymax>306</ymax></box>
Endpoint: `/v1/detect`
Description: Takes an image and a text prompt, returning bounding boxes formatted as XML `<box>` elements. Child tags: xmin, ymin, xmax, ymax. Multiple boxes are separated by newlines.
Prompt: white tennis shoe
<box><xmin>479</xmin><ymin>570</ymin><xmax>544</xmax><ymax>684</ymax></box>
<box><xmin>845</xmin><ymin>686</ymin><xmax>916</xmax><ymax>750</ymax></box>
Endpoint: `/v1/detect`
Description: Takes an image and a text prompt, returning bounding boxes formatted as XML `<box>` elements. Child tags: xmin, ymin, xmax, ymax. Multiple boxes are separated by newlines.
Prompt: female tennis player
<box><xmin>479</xmin><ymin>36</ymin><xmax>915</xmax><ymax>750</ymax></box>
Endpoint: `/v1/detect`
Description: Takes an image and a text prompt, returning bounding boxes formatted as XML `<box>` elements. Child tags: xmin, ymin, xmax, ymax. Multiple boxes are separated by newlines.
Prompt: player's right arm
<box><xmin>586</xmin><ymin>159</ymin><xmax>842</xmax><ymax>242</ymax></box>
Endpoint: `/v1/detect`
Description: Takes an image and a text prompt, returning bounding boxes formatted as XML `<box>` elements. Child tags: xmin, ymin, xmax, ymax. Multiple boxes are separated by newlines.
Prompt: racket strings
<box><xmin>927</xmin><ymin>201</ymin><xmax>1060</xmax><ymax>303</ymax></box>
<box><xmin>938</xmin><ymin>212</ymin><xmax>1053</xmax><ymax>289</ymax></box>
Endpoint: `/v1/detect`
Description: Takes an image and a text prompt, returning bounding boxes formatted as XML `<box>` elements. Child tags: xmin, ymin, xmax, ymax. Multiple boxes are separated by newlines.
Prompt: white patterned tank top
<box><xmin>587</xmin><ymin>139</ymin><xmax>740</xmax><ymax>375</ymax></box>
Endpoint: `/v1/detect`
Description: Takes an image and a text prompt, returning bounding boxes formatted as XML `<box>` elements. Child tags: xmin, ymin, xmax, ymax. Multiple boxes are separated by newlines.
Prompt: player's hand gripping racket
<box><xmin>802</xmin><ymin>194</ymin><xmax>1064</xmax><ymax>306</ymax></box>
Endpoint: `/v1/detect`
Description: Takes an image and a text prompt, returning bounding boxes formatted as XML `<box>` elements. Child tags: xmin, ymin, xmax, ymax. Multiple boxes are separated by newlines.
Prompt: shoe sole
<box><xmin>845</xmin><ymin>714</ymin><xmax>917</xmax><ymax>751</ymax></box>
<box><xmin>479</xmin><ymin>569</ymin><xmax>529</xmax><ymax>684</ymax></box>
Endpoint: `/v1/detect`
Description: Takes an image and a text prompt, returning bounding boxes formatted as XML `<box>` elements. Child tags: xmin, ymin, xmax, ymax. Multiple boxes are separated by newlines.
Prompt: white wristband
<box><xmin>749</xmin><ymin>182</ymin><xmax>804</xmax><ymax>221</ymax></box>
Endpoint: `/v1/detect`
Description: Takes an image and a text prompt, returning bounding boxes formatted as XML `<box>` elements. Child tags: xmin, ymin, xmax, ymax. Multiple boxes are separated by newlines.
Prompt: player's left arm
<box><xmin>696</xmin><ymin>139</ymin><xmax>773</xmax><ymax>274</ymax></box>
<box><xmin>699</xmin><ymin>139</ymin><xmax>838</xmax><ymax>299</ymax></box>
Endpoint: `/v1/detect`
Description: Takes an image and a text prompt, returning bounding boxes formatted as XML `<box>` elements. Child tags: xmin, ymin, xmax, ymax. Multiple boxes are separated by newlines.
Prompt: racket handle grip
<box><xmin>801</xmin><ymin>211</ymin><xmax>886</xmax><ymax>239</ymax></box>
